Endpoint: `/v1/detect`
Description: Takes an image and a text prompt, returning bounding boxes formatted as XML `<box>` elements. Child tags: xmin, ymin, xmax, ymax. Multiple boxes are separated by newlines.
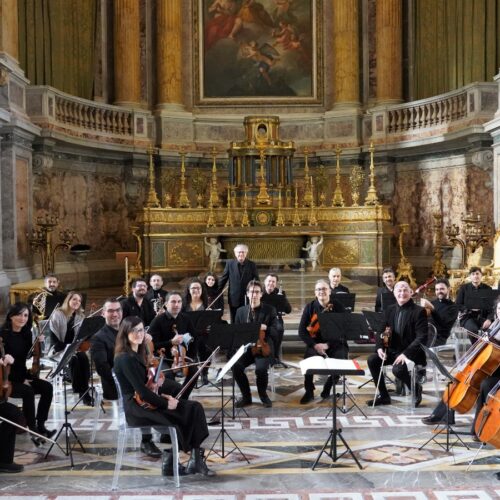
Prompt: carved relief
<box><xmin>323</xmin><ymin>240</ymin><xmax>359</xmax><ymax>265</ymax></box>
<box><xmin>168</xmin><ymin>241</ymin><xmax>204</xmax><ymax>266</ymax></box>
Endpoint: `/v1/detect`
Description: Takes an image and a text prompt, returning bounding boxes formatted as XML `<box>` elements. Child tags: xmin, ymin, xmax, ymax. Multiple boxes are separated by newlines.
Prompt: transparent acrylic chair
<box><xmin>111</xmin><ymin>371</ymin><xmax>180</xmax><ymax>489</ymax></box>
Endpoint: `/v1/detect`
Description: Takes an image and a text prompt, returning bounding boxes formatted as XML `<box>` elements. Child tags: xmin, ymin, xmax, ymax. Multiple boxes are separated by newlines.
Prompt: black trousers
<box><xmin>303</xmin><ymin>343</ymin><xmax>348</xmax><ymax>393</ymax></box>
<box><xmin>10</xmin><ymin>377</ymin><xmax>53</xmax><ymax>430</ymax></box>
<box><xmin>232</xmin><ymin>348</ymin><xmax>273</xmax><ymax>399</ymax></box>
<box><xmin>0</xmin><ymin>401</ymin><xmax>23</xmax><ymax>464</ymax></box>
<box><xmin>69</xmin><ymin>352</ymin><xmax>91</xmax><ymax>394</ymax></box>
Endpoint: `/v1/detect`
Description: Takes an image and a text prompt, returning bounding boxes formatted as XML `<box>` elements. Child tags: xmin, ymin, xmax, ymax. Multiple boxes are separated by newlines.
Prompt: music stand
<box><xmin>206</xmin><ymin>323</ymin><xmax>260</xmax><ymax>420</ymax></box>
<box><xmin>46</xmin><ymin>341</ymin><xmax>87</xmax><ymax>466</ymax></box>
<box><xmin>318</xmin><ymin>313</ymin><xmax>368</xmax><ymax>417</ymax></box>
<box><xmin>70</xmin><ymin>316</ymin><xmax>106</xmax><ymax>411</ymax></box>
<box><xmin>205</xmin><ymin>344</ymin><xmax>251</xmax><ymax>463</ymax></box>
<box><xmin>332</xmin><ymin>293</ymin><xmax>356</xmax><ymax>312</ymax></box>
<box><xmin>301</xmin><ymin>357</ymin><xmax>364</xmax><ymax>470</ymax></box>
<box><xmin>418</xmin><ymin>344</ymin><xmax>469</xmax><ymax>453</ymax></box>
<box><xmin>464</xmin><ymin>290</ymin><xmax>499</xmax><ymax>315</ymax></box>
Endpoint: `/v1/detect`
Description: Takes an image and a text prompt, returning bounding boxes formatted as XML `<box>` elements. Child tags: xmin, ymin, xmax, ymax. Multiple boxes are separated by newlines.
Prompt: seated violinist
<box><xmin>233</xmin><ymin>280</ymin><xmax>279</xmax><ymax>408</ymax></box>
<box><xmin>298</xmin><ymin>280</ymin><xmax>347</xmax><ymax>404</ymax></box>
<box><xmin>149</xmin><ymin>291</ymin><xmax>199</xmax><ymax>399</ymax></box>
<box><xmin>367</xmin><ymin>281</ymin><xmax>427</xmax><ymax>407</ymax></box>
<box><xmin>2</xmin><ymin>303</ymin><xmax>55</xmax><ymax>445</ymax></box>
<box><xmin>49</xmin><ymin>292</ymin><xmax>92</xmax><ymax>405</ymax></box>
<box><xmin>113</xmin><ymin>316</ymin><xmax>214</xmax><ymax>477</ymax></box>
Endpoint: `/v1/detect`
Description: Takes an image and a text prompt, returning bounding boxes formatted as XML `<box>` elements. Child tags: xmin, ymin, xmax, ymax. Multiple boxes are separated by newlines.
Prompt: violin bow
<box><xmin>207</xmin><ymin>285</ymin><xmax>228</xmax><ymax>310</ymax></box>
<box><xmin>27</xmin><ymin>301</ymin><xmax>61</xmax><ymax>358</ymax></box>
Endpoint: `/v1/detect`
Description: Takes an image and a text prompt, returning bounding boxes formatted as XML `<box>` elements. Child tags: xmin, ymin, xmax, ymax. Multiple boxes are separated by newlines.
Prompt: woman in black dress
<box><xmin>204</xmin><ymin>272</ymin><xmax>224</xmax><ymax>311</ymax></box>
<box><xmin>113</xmin><ymin>316</ymin><xmax>214</xmax><ymax>477</ymax></box>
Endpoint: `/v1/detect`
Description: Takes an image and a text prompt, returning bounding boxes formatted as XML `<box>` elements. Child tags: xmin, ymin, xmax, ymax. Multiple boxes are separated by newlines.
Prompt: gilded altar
<box><xmin>135</xmin><ymin>117</ymin><xmax>393</xmax><ymax>282</ymax></box>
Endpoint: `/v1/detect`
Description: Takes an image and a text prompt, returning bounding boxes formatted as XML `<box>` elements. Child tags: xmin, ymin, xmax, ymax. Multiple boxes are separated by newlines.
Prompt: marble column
<box><xmin>0</xmin><ymin>0</ymin><xmax>18</xmax><ymax>63</ymax></box>
<box><xmin>332</xmin><ymin>0</ymin><xmax>360</xmax><ymax>107</ymax></box>
<box><xmin>113</xmin><ymin>0</ymin><xmax>141</xmax><ymax>107</ymax></box>
<box><xmin>486</xmin><ymin>71</ymin><xmax>500</xmax><ymax>227</ymax></box>
<box><xmin>156</xmin><ymin>0</ymin><xmax>183</xmax><ymax>110</ymax></box>
<box><xmin>376</xmin><ymin>0</ymin><xmax>403</xmax><ymax>104</ymax></box>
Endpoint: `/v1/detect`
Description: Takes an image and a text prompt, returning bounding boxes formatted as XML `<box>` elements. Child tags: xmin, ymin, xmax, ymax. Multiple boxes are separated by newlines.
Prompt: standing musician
<box><xmin>261</xmin><ymin>273</ymin><xmax>291</xmax><ymax>365</ymax></box>
<box><xmin>204</xmin><ymin>272</ymin><xmax>224</xmax><ymax>311</ymax></box>
<box><xmin>420</xmin><ymin>278</ymin><xmax>458</xmax><ymax>347</ymax></box>
<box><xmin>113</xmin><ymin>316</ymin><xmax>215</xmax><ymax>477</ymax></box>
<box><xmin>148</xmin><ymin>291</ymin><xmax>200</xmax><ymax>399</ymax></box>
<box><xmin>456</xmin><ymin>267</ymin><xmax>492</xmax><ymax>343</ymax></box>
<box><xmin>375</xmin><ymin>267</ymin><xmax>396</xmax><ymax>312</ymax></box>
<box><xmin>328</xmin><ymin>267</ymin><xmax>350</xmax><ymax>294</ymax></box>
<box><xmin>367</xmin><ymin>281</ymin><xmax>427</xmax><ymax>407</ymax></box>
<box><xmin>49</xmin><ymin>291</ymin><xmax>92</xmax><ymax>405</ymax></box>
<box><xmin>31</xmin><ymin>273</ymin><xmax>67</xmax><ymax>319</ymax></box>
<box><xmin>219</xmin><ymin>243</ymin><xmax>259</xmax><ymax>323</ymax></box>
<box><xmin>298</xmin><ymin>279</ymin><xmax>347</xmax><ymax>404</ymax></box>
<box><xmin>120</xmin><ymin>278</ymin><xmax>156</xmax><ymax>327</ymax></box>
<box><xmin>145</xmin><ymin>274</ymin><xmax>168</xmax><ymax>313</ymax></box>
<box><xmin>233</xmin><ymin>280</ymin><xmax>279</xmax><ymax>408</ymax></box>
<box><xmin>90</xmin><ymin>298</ymin><xmax>163</xmax><ymax>458</ymax></box>
<box><xmin>2</xmin><ymin>303</ymin><xmax>55</xmax><ymax>444</ymax></box>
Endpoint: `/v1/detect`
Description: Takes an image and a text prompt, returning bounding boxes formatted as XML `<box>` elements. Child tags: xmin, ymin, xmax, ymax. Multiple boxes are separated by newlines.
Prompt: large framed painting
<box><xmin>194</xmin><ymin>0</ymin><xmax>322</xmax><ymax>105</ymax></box>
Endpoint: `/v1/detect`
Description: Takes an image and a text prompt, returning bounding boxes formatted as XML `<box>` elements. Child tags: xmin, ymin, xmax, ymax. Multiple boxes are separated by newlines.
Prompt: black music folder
<box><xmin>332</xmin><ymin>293</ymin><xmax>356</xmax><ymax>312</ymax></box>
<box><xmin>205</xmin><ymin>323</ymin><xmax>260</xmax><ymax>352</ymax></box>
<box><xmin>318</xmin><ymin>312</ymin><xmax>370</xmax><ymax>342</ymax></box>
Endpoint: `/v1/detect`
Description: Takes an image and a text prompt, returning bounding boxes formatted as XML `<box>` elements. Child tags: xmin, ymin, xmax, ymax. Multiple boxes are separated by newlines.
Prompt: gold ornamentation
<box><xmin>145</xmin><ymin>144</ymin><xmax>160</xmax><ymax>208</ymax></box>
<box><xmin>168</xmin><ymin>241</ymin><xmax>204</xmax><ymax>266</ymax></box>
<box><xmin>432</xmin><ymin>213</ymin><xmax>447</xmax><ymax>277</ymax></box>
<box><xmin>160</xmin><ymin>168</ymin><xmax>176</xmax><ymax>208</ymax></box>
<box><xmin>209</xmin><ymin>147</ymin><xmax>221</xmax><ymax>208</ymax></box>
<box><xmin>191</xmin><ymin>168</ymin><xmax>209</xmax><ymax>208</ymax></box>
<box><xmin>314</xmin><ymin>165</ymin><xmax>328</xmax><ymax>207</ymax></box>
<box><xmin>323</xmin><ymin>240</ymin><xmax>359</xmax><ymax>265</ymax></box>
<box><xmin>275</xmin><ymin>189</ymin><xmax>285</xmax><ymax>226</ymax></box>
<box><xmin>241</xmin><ymin>188</ymin><xmax>250</xmax><ymax>227</ymax></box>
<box><xmin>364</xmin><ymin>142</ymin><xmax>379</xmax><ymax>206</ymax></box>
<box><xmin>224</xmin><ymin>186</ymin><xmax>233</xmax><ymax>227</ymax></box>
<box><xmin>177</xmin><ymin>149</ymin><xmax>191</xmax><ymax>208</ymax></box>
<box><xmin>130</xmin><ymin>225</ymin><xmax>143</xmax><ymax>278</ymax></box>
<box><xmin>206</xmin><ymin>199</ymin><xmax>216</xmax><ymax>228</ymax></box>
<box><xmin>395</xmin><ymin>224</ymin><xmax>417</xmax><ymax>288</ymax></box>
<box><xmin>308</xmin><ymin>178</ymin><xmax>318</xmax><ymax>226</ymax></box>
<box><xmin>302</xmin><ymin>147</ymin><xmax>313</xmax><ymax>207</ymax></box>
<box><xmin>332</xmin><ymin>145</ymin><xmax>345</xmax><ymax>207</ymax></box>
<box><xmin>350</xmin><ymin>165</ymin><xmax>364</xmax><ymax>207</ymax></box>
<box><xmin>256</xmin><ymin>148</ymin><xmax>271</xmax><ymax>205</ymax></box>
<box><xmin>291</xmin><ymin>183</ymin><xmax>301</xmax><ymax>226</ymax></box>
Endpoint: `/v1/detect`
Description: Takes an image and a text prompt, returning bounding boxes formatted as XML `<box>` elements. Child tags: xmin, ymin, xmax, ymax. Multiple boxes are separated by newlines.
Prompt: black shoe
<box><xmin>160</xmin><ymin>433</ymin><xmax>172</xmax><ymax>444</ymax></box>
<box><xmin>414</xmin><ymin>383</ymin><xmax>423</xmax><ymax>408</ymax></box>
<box><xmin>82</xmin><ymin>393</ymin><xmax>94</xmax><ymax>406</ymax></box>
<box><xmin>200</xmin><ymin>373</ymin><xmax>209</xmax><ymax>386</ymax></box>
<box><xmin>31</xmin><ymin>435</ymin><xmax>43</xmax><ymax>447</ymax></box>
<box><xmin>367</xmin><ymin>395</ymin><xmax>392</xmax><ymax>406</ymax></box>
<box><xmin>260</xmin><ymin>395</ymin><xmax>272</xmax><ymax>408</ymax></box>
<box><xmin>0</xmin><ymin>462</ymin><xmax>24</xmax><ymax>473</ymax></box>
<box><xmin>300</xmin><ymin>391</ymin><xmax>314</xmax><ymax>404</ymax></box>
<box><xmin>235</xmin><ymin>396</ymin><xmax>252</xmax><ymax>408</ymax></box>
<box><xmin>37</xmin><ymin>424</ymin><xmax>56</xmax><ymax>439</ymax></box>
<box><xmin>185</xmin><ymin>448</ymin><xmax>215</xmax><ymax>477</ymax></box>
<box><xmin>161</xmin><ymin>449</ymin><xmax>187</xmax><ymax>476</ymax></box>
<box><xmin>140</xmin><ymin>440</ymin><xmax>162</xmax><ymax>458</ymax></box>
<box><xmin>320</xmin><ymin>388</ymin><xmax>331</xmax><ymax>399</ymax></box>
<box><xmin>421</xmin><ymin>415</ymin><xmax>455</xmax><ymax>426</ymax></box>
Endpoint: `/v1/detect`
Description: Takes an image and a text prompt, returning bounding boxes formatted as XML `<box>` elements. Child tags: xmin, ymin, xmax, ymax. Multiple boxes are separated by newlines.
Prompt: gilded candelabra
<box><xmin>275</xmin><ymin>189</ymin><xmax>285</xmax><ymax>226</ymax></box>
<box><xmin>291</xmin><ymin>183</ymin><xmax>301</xmax><ymax>226</ymax></box>
<box><xmin>177</xmin><ymin>149</ymin><xmax>191</xmax><ymax>208</ymax></box>
<box><xmin>349</xmin><ymin>165</ymin><xmax>364</xmax><ymax>207</ymax></box>
<box><xmin>302</xmin><ymin>147</ymin><xmax>313</xmax><ymax>207</ymax></box>
<box><xmin>395</xmin><ymin>223</ymin><xmax>417</xmax><ymax>288</ymax></box>
<box><xmin>27</xmin><ymin>213</ymin><xmax>75</xmax><ymax>275</ymax></box>
<box><xmin>256</xmin><ymin>147</ymin><xmax>271</xmax><ymax>205</ymax></box>
<box><xmin>224</xmin><ymin>186</ymin><xmax>233</xmax><ymax>227</ymax></box>
<box><xmin>209</xmin><ymin>147</ymin><xmax>221</xmax><ymax>208</ymax></box>
<box><xmin>145</xmin><ymin>143</ymin><xmax>160</xmax><ymax>208</ymax></box>
<box><xmin>160</xmin><ymin>168</ymin><xmax>176</xmax><ymax>208</ymax></box>
<box><xmin>445</xmin><ymin>211</ymin><xmax>492</xmax><ymax>269</ymax></box>
<box><xmin>314</xmin><ymin>165</ymin><xmax>328</xmax><ymax>207</ymax></box>
<box><xmin>191</xmin><ymin>168</ymin><xmax>209</xmax><ymax>208</ymax></box>
<box><xmin>364</xmin><ymin>141</ymin><xmax>379</xmax><ymax>205</ymax></box>
<box><xmin>332</xmin><ymin>145</ymin><xmax>345</xmax><ymax>207</ymax></box>
<box><xmin>241</xmin><ymin>188</ymin><xmax>250</xmax><ymax>227</ymax></box>
<box><xmin>308</xmin><ymin>177</ymin><xmax>318</xmax><ymax>226</ymax></box>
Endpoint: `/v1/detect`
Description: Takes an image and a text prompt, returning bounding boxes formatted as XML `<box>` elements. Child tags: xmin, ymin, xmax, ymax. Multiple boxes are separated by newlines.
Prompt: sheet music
<box><xmin>299</xmin><ymin>356</ymin><xmax>361</xmax><ymax>375</ymax></box>
<box><xmin>216</xmin><ymin>343</ymin><xmax>252</xmax><ymax>381</ymax></box>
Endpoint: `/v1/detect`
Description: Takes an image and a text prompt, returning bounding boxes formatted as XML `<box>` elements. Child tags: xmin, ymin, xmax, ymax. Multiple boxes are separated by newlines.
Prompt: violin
<box><xmin>474</xmin><ymin>380</ymin><xmax>500</xmax><ymax>448</ymax></box>
<box><xmin>443</xmin><ymin>320</ymin><xmax>500</xmax><ymax>413</ymax></box>
<box><xmin>134</xmin><ymin>348</ymin><xmax>166</xmax><ymax>410</ymax></box>
<box><xmin>170</xmin><ymin>324</ymin><xmax>191</xmax><ymax>377</ymax></box>
<box><xmin>307</xmin><ymin>303</ymin><xmax>333</xmax><ymax>338</ymax></box>
<box><xmin>251</xmin><ymin>328</ymin><xmax>271</xmax><ymax>357</ymax></box>
<box><xmin>0</xmin><ymin>337</ymin><xmax>12</xmax><ymax>402</ymax></box>
<box><xmin>371</xmin><ymin>326</ymin><xmax>392</xmax><ymax>407</ymax></box>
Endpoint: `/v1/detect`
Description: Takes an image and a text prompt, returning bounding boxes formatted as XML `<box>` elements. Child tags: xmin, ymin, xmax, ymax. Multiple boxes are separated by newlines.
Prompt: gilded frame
<box><xmin>193</xmin><ymin>0</ymin><xmax>323</xmax><ymax>106</ymax></box>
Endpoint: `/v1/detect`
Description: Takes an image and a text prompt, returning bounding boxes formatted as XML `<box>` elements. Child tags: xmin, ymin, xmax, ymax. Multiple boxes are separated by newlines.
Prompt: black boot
<box><xmin>37</xmin><ymin>422</ymin><xmax>56</xmax><ymax>439</ymax></box>
<box><xmin>161</xmin><ymin>449</ymin><xmax>187</xmax><ymax>476</ymax></box>
<box><xmin>185</xmin><ymin>447</ymin><xmax>215</xmax><ymax>476</ymax></box>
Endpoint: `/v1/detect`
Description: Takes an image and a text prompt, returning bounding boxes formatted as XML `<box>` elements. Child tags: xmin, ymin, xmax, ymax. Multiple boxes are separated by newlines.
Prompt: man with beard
<box><xmin>145</xmin><ymin>274</ymin><xmax>168</xmax><ymax>313</ymax></box>
<box><xmin>375</xmin><ymin>267</ymin><xmax>396</xmax><ymax>312</ymax></box>
<box><xmin>31</xmin><ymin>273</ymin><xmax>67</xmax><ymax>319</ymax></box>
<box><xmin>120</xmin><ymin>278</ymin><xmax>155</xmax><ymax>327</ymax></box>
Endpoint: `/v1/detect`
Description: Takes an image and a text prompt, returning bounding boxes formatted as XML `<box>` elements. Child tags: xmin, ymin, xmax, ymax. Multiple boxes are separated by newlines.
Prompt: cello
<box><xmin>474</xmin><ymin>380</ymin><xmax>500</xmax><ymax>448</ymax></box>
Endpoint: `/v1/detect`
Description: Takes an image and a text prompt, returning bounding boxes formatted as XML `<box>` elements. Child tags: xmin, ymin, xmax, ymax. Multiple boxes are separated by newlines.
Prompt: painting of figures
<box><xmin>195</xmin><ymin>0</ymin><xmax>321</xmax><ymax>104</ymax></box>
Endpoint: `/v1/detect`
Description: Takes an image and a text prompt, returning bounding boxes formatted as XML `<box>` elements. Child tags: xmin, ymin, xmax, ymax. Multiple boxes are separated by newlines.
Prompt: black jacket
<box><xmin>375</xmin><ymin>286</ymin><xmax>394</xmax><ymax>312</ymax></box>
<box><xmin>381</xmin><ymin>299</ymin><xmax>427</xmax><ymax>364</ymax></box>
<box><xmin>90</xmin><ymin>324</ymin><xmax>119</xmax><ymax>399</ymax></box>
<box><xmin>120</xmin><ymin>295</ymin><xmax>156</xmax><ymax>327</ymax></box>
<box><xmin>219</xmin><ymin>259</ymin><xmax>259</xmax><ymax>308</ymax></box>
<box><xmin>455</xmin><ymin>282</ymin><xmax>492</xmax><ymax>326</ymax></box>
<box><xmin>429</xmin><ymin>298</ymin><xmax>458</xmax><ymax>344</ymax></box>
<box><xmin>234</xmin><ymin>303</ymin><xmax>280</xmax><ymax>350</ymax></box>
<box><xmin>149</xmin><ymin>311</ymin><xmax>197</xmax><ymax>357</ymax></box>
<box><xmin>330</xmin><ymin>284</ymin><xmax>350</xmax><ymax>294</ymax></box>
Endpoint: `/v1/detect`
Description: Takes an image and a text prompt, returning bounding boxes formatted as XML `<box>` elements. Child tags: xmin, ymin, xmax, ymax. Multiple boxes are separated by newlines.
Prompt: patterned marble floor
<box><xmin>1</xmin><ymin>356</ymin><xmax>499</xmax><ymax>499</ymax></box>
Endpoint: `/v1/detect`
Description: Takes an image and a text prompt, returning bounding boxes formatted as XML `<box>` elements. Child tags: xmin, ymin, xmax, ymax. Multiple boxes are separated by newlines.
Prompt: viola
<box><xmin>134</xmin><ymin>348</ymin><xmax>166</xmax><ymax>410</ymax></box>
<box><xmin>0</xmin><ymin>337</ymin><xmax>12</xmax><ymax>402</ymax></box>
<box><xmin>474</xmin><ymin>381</ymin><xmax>500</xmax><ymax>448</ymax></box>
<box><xmin>443</xmin><ymin>321</ymin><xmax>500</xmax><ymax>413</ymax></box>
<box><xmin>171</xmin><ymin>344</ymin><xmax>189</xmax><ymax>377</ymax></box>
<box><xmin>251</xmin><ymin>328</ymin><xmax>271</xmax><ymax>358</ymax></box>
<box><xmin>307</xmin><ymin>303</ymin><xmax>333</xmax><ymax>338</ymax></box>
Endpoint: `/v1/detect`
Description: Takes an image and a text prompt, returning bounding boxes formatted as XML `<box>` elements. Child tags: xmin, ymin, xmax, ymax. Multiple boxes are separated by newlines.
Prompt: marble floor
<box><xmin>1</xmin><ymin>354</ymin><xmax>499</xmax><ymax>500</ymax></box>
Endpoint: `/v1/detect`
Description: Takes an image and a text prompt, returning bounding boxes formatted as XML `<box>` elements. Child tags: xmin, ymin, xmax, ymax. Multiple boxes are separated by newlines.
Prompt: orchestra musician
<box><xmin>219</xmin><ymin>243</ymin><xmax>259</xmax><ymax>323</ymax></box>
<box><xmin>366</xmin><ymin>281</ymin><xmax>427</xmax><ymax>407</ymax></box>
<box><xmin>31</xmin><ymin>273</ymin><xmax>67</xmax><ymax>319</ymax></box>
<box><xmin>233</xmin><ymin>280</ymin><xmax>279</xmax><ymax>408</ymax></box>
<box><xmin>148</xmin><ymin>291</ymin><xmax>200</xmax><ymax>399</ymax></box>
<box><xmin>113</xmin><ymin>316</ymin><xmax>215</xmax><ymax>477</ymax></box>
<box><xmin>298</xmin><ymin>279</ymin><xmax>347</xmax><ymax>404</ymax></box>
<box><xmin>328</xmin><ymin>267</ymin><xmax>350</xmax><ymax>295</ymax></box>
<box><xmin>120</xmin><ymin>278</ymin><xmax>156</xmax><ymax>327</ymax></box>
<box><xmin>204</xmin><ymin>272</ymin><xmax>224</xmax><ymax>311</ymax></box>
<box><xmin>0</xmin><ymin>394</ymin><xmax>25</xmax><ymax>473</ymax></box>
<box><xmin>49</xmin><ymin>291</ymin><xmax>92</xmax><ymax>405</ymax></box>
<box><xmin>375</xmin><ymin>267</ymin><xmax>396</xmax><ymax>312</ymax></box>
<box><xmin>145</xmin><ymin>274</ymin><xmax>168</xmax><ymax>312</ymax></box>
<box><xmin>90</xmin><ymin>298</ymin><xmax>163</xmax><ymax>458</ymax></box>
<box><xmin>456</xmin><ymin>267</ymin><xmax>492</xmax><ymax>343</ymax></box>
<box><xmin>2</xmin><ymin>303</ymin><xmax>55</xmax><ymax>444</ymax></box>
<box><xmin>261</xmin><ymin>273</ymin><xmax>291</xmax><ymax>365</ymax></box>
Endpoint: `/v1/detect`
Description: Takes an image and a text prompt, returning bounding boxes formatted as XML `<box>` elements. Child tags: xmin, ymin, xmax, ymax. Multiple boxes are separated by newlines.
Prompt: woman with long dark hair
<box><xmin>113</xmin><ymin>316</ymin><xmax>214</xmax><ymax>477</ymax></box>
<box><xmin>49</xmin><ymin>291</ymin><xmax>92</xmax><ymax>404</ymax></box>
<box><xmin>183</xmin><ymin>278</ymin><xmax>208</xmax><ymax>312</ymax></box>
<box><xmin>204</xmin><ymin>272</ymin><xmax>224</xmax><ymax>311</ymax></box>
<box><xmin>2</xmin><ymin>302</ymin><xmax>55</xmax><ymax>445</ymax></box>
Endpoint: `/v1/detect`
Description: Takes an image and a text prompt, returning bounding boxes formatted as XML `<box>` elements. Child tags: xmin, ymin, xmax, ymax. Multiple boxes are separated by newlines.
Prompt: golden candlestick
<box><xmin>364</xmin><ymin>141</ymin><xmax>379</xmax><ymax>205</ymax></box>
<box><xmin>275</xmin><ymin>189</ymin><xmax>285</xmax><ymax>227</ymax></box>
<box><xmin>308</xmin><ymin>176</ymin><xmax>318</xmax><ymax>226</ymax></box>
<box><xmin>332</xmin><ymin>144</ymin><xmax>345</xmax><ymax>207</ymax></box>
<box><xmin>395</xmin><ymin>224</ymin><xmax>417</xmax><ymax>288</ymax></box>
<box><xmin>224</xmin><ymin>186</ymin><xmax>233</xmax><ymax>227</ymax></box>
<box><xmin>291</xmin><ymin>183</ymin><xmax>301</xmax><ymax>226</ymax></box>
<box><xmin>302</xmin><ymin>147</ymin><xmax>313</xmax><ymax>207</ymax></box>
<box><xmin>256</xmin><ymin>147</ymin><xmax>271</xmax><ymax>205</ymax></box>
<box><xmin>350</xmin><ymin>165</ymin><xmax>364</xmax><ymax>207</ymax></box>
<box><xmin>177</xmin><ymin>148</ymin><xmax>191</xmax><ymax>208</ymax></box>
<box><xmin>206</xmin><ymin>199</ymin><xmax>216</xmax><ymax>228</ymax></box>
<box><xmin>145</xmin><ymin>143</ymin><xmax>160</xmax><ymax>208</ymax></box>
<box><xmin>241</xmin><ymin>187</ymin><xmax>250</xmax><ymax>227</ymax></box>
<box><xmin>209</xmin><ymin>147</ymin><xmax>221</xmax><ymax>208</ymax></box>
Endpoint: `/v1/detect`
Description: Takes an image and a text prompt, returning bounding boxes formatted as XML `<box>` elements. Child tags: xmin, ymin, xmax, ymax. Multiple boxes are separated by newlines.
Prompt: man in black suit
<box><xmin>120</xmin><ymin>278</ymin><xmax>156</xmax><ymax>327</ymax></box>
<box><xmin>145</xmin><ymin>274</ymin><xmax>168</xmax><ymax>313</ymax></box>
<box><xmin>374</xmin><ymin>267</ymin><xmax>396</xmax><ymax>312</ymax></box>
<box><xmin>219</xmin><ymin>243</ymin><xmax>259</xmax><ymax>323</ymax></box>
<box><xmin>367</xmin><ymin>280</ymin><xmax>427</xmax><ymax>407</ymax></box>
